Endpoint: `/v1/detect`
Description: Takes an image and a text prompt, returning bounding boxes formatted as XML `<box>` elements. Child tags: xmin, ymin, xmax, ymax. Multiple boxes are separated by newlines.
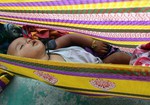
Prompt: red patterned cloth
<box><xmin>130</xmin><ymin>42</ymin><xmax>150</xmax><ymax>66</ymax></box>
<box><xmin>22</xmin><ymin>25</ymin><xmax>69</xmax><ymax>39</ymax></box>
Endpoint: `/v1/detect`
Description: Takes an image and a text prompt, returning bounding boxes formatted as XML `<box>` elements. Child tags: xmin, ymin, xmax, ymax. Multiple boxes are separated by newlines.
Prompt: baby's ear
<box><xmin>141</xmin><ymin>42</ymin><xmax>150</xmax><ymax>50</ymax></box>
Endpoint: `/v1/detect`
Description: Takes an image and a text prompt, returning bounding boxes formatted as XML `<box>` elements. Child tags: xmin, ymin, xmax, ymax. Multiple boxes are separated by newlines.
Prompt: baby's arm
<box><xmin>55</xmin><ymin>33</ymin><xmax>108</xmax><ymax>56</ymax></box>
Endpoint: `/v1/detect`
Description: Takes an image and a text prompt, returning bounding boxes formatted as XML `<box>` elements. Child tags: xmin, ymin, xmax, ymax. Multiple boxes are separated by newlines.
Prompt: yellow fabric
<box><xmin>0</xmin><ymin>1</ymin><xmax>150</xmax><ymax>10</ymax></box>
<box><xmin>0</xmin><ymin>54</ymin><xmax>150</xmax><ymax>99</ymax></box>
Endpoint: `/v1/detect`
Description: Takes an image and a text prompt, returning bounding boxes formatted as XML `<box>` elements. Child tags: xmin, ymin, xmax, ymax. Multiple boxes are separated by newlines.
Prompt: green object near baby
<box><xmin>0</xmin><ymin>76</ymin><xmax>150</xmax><ymax>105</ymax></box>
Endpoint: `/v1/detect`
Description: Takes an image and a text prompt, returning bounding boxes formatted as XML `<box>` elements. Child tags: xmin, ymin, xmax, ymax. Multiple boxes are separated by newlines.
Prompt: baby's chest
<box><xmin>50</xmin><ymin>54</ymin><xmax>65</xmax><ymax>62</ymax></box>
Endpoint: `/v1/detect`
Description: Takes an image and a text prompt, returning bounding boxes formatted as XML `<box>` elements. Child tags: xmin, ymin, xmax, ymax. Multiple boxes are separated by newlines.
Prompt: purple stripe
<box><xmin>1</xmin><ymin>15</ymin><xmax>150</xmax><ymax>41</ymax></box>
<box><xmin>0</xmin><ymin>19</ymin><xmax>149</xmax><ymax>43</ymax></box>
<box><xmin>13</xmin><ymin>17</ymin><xmax>150</xmax><ymax>25</ymax></box>
<box><xmin>92</xmin><ymin>35</ymin><xmax>150</xmax><ymax>41</ymax></box>
<box><xmin>0</xmin><ymin>80</ymin><xmax>6</xmax><ymax>89</ymax></box>
<box><xmin>1</xmin><ymin>59</ymin><xmax>150</xmax><ymax>81</ymax></box>
<box><xmin>0</xmin><ymin>0</ymin><xmax>130</xmax><ymax>7</ymax></box>
<box><xmin>2</xmin><ymin>15</ymin><xmax>150</xmax><ymax>25</ymax></box>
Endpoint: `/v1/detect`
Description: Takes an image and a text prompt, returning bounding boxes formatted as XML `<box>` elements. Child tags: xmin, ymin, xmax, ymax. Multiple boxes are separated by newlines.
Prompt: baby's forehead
<box><xmin>7</xmin><ymin>37</ymin><xmax>24</xmax><ymax>54</ymax></box>
<box><xmin>13</xmin><ymin>37</ymin><xmax>25</xmax><ymax>43</ymax></box>
<box><xmin>17</xmin><ymin>37</ymin><xmax>26</xmax><ymax>41</ymax></box>
<box><xmin>9</xmin><ymin>37</ymin><xmax>25</xmax><ymax>48</ymax></box>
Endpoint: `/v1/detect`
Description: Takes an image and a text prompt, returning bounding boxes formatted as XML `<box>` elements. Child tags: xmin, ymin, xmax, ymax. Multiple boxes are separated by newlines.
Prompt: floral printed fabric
<box><xmin>22</xmin><ymin>25</ymin><xmax>68</xmax><ymax>40</ymax></box>
<box><xmin>130</xmin><ymin>42</ymin><xmax>150</xmax><ymax>66</ymax></box>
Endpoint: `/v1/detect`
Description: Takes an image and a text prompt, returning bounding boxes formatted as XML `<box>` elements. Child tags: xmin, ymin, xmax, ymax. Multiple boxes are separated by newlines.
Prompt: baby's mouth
<box><xmin>32</xmin><ymin>40</ymin><xmax>37</xmax><ymax>46</ymax></box>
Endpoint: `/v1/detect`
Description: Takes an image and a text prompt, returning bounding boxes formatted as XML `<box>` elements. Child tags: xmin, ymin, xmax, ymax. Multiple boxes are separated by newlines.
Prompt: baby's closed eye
<box><xmin>20</xmin><ymin>45</ymin><xmax>24</xmax><ymax>49</ymax></box>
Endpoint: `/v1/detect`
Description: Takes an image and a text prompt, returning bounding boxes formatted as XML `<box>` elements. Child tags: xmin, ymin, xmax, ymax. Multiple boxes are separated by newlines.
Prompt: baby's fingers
<box><xmin>100</xmin><ymin>49</ymin><xmax>108</xmax><ymax>54</ymax></box>
<box><xmin>102</xmin><ymin>47</ymin><xmax>108</xmax><ymax>51</ymax></box>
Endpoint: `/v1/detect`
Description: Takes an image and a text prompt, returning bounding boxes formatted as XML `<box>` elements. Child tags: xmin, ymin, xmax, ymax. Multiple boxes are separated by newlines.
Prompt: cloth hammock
<box><xmin>0</xmin><ymin>0</ymin><xmax>150</xmax><ymax>99</ymax></box>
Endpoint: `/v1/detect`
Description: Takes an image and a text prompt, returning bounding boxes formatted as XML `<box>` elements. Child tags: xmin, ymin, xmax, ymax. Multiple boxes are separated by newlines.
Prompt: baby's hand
<box><xmin>92</xmin><ymin>40</ymin><xmax>108</xmax><ymax>56</ymax></box>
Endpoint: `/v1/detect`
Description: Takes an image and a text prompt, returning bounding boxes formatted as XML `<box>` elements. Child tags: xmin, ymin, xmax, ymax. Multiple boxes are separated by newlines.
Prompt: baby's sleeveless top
<box><xmin>46</xmin><ymin>46</ymin><xmax>102</xmax><ymax>63</ymax></box>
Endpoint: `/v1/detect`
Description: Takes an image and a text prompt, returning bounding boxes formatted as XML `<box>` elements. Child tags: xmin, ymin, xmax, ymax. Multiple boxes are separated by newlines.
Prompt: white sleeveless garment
<box><xmin>46</xmin><ymin>46</ymin><xmax>102</xmax><ymax>63</ymax></box>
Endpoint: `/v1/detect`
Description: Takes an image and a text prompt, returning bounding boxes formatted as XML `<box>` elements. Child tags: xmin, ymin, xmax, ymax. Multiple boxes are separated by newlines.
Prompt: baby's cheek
<box><xmin>24</xmin><ymin>44</ymin><xmax>31</xmax><ymax>48</ymax></box>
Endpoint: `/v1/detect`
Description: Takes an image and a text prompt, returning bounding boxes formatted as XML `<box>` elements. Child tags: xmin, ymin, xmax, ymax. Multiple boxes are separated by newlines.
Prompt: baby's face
<box><xmin>7</xmin><ymin>37</ymin><xmax>46</xmax><ymax>59</ymax></box>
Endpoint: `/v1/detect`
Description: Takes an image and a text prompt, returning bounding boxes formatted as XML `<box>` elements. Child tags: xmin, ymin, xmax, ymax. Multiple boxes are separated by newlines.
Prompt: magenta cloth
<box><xmin>85</xmin><ymin>45</ymin><xmax>120</xmax><ymax>59</ymax></box>
<box><xmin>130</xmin><ymin>42</ymin><xmax>150</xmax><ymax>66</ymax></box>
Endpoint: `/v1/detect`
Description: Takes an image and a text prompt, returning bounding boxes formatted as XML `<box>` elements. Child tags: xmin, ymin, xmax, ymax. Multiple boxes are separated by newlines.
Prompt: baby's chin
<box><xmin>7</xmin><ymin>50</ymin><xmax>16</xmax><ymax>56</ymax></box>
<box><xmin>36</xmin><ymin>41</ymin><xmax>46</xmax><ymax>49</ymax></box>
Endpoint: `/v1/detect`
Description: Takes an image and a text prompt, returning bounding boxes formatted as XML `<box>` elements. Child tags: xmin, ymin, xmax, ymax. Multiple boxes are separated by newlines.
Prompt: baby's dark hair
<box><xmin>0</xmin><ymin>23</ymin><xmax>23</xmax><ymax>54</ymax></box>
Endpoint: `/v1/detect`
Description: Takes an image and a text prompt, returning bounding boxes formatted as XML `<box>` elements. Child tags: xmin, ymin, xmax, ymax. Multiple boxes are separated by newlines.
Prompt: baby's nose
<box><xmin>26</xmin><ymin>38</ymin><xmax>32</xmax><ymax>44</ymax></box>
